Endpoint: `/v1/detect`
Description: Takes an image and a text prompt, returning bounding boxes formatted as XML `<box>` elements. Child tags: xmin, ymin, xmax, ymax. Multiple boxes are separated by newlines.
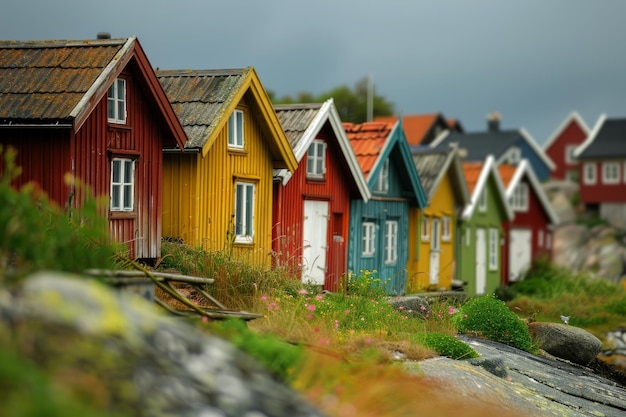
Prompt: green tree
<box><xmin>270</xmin><ymin>76</ymin><xmax>395</xmax><ymax>123</ymax></box>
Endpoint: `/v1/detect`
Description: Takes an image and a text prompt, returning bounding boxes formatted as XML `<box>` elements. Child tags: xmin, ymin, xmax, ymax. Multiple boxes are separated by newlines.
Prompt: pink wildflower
<box><xmin>307</xmin><ymin>304</ymin><xmax>316</xmax><ymax>311</ymax></box>
<box><xmin>315</xmin><ymin>294</ymin><xmax>324</xmax><ymax>301</ymax></box>
<box><xmin>420</xmin><ymin>305</ymin><xmax>426</xmax><ymax>311</ymax></box>
<box><xmin>261</xmin><ymin>295</ymin><xmax>268</xmax><ymax>302</ymax></box>
<box><xmin>448</xmin><ymin>306</ymin><xmax>456</xmax><ymax>315</ymax></box>
<box><xmin>298</xmin><ymin>289</ymin><xmax>308</xmax><ymax>295</ymax></box>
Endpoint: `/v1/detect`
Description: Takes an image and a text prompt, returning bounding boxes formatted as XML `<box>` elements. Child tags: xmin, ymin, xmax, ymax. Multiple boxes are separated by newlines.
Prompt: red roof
<box><xmin>462</xmin><ymin>161</ymin><xmax>484</xmax><ymax>194</ymax></box>
<box><xmin>375</xmin><ymin>114</ymin><xmax>439</xmax><ymax>146</ymax></box>
<box><xmin>497</xmin><ymin>163</ymin><xmax>517</xmax><ymax>188</ymax></box>
<box><xmin>343</xmin><ymin>121</ymin><xmax>394</xmax><ymax>178</ymax></box>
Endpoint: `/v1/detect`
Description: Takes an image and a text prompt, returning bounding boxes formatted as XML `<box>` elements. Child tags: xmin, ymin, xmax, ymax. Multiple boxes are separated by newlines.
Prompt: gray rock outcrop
<box><xmin>528</xmin><ymin>321</ymin><xmax>603</xmax><ymax>366</ymax></box>
<box><xmin>0</xmin><ymin>271</ymin><xmax>326</xmax><ymax>417</ymax></box>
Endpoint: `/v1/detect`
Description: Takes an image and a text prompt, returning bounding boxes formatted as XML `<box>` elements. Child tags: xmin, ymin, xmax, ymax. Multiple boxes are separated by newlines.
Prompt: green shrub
<box><xmin>455</xmin><ymin>295</ymin><xmax>534</xmax><ymax>352</ymax></box>
<box><xmin>412</xmin><ymin>332</ymin><xmax>478</xmax><ymax>360</ymax></box>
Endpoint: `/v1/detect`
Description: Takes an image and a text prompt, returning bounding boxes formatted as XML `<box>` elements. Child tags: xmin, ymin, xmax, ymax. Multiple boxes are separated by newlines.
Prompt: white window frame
<box><xmin>583</xmin><ymin>162</ymin><xmax>597</xmax><ymax>185</ymax></box>
<box><xmin>361</xmin><ymin>222</ymin><xmax>376</xmax><ymax>257</ymax></box>
<box><xmin>107</xmin><ymin>78</ymin><xmax>126</xmax><ymax>124</ymax></box>
<box><xmin>442</xmin><ymin>216</ymin><xmax>451</xmax><ymax>241</ymax></box>
<box><xmin>228</xmin><ymin>109</ymin><xmax>244</xmax><ymax>149</ymax></box>
<box><xmin>374</xmin><ymin>159</ymin><xmax>389</xmax><ymax>193</ymax></box>
<box><xmin>234</xmin><ymin>182</ymin><xmax>255</xmax><ymax>243</ymax></box>
<box><xmin>510</xmin><ymin>182</ymin><xmax>529</xmax><ymax>212</ymax></box>
<box><xmin>307</xmin><ymin>140</ymin><xmax>327</xmax><ymax>178</ymax></box>
<box><xmin>384</xmin><ymin>220</ymin><xmax>398</xmax><ymax>264</ymax></box>
<box><xmin>488</xmin><ymin>228</ymin><xmax>499</xmax><ymax>271</ymax></box>
<box><xmin>602</xmin><ymin>161</ymin><xmax>620</xmax><ymax>184</ymax></box>
<box><xmin>565</xmin><ymin>145</ymin><xmax>578</xmax><ymax>165</ymax></box>
<box><xmin>421</xmin><ymin>216</ymin><xmax>430</xmax><ymax>241</ymax></box>
<box><xmin>507</xmin><ymin>147</ymin><xmax>521</xmax><ymax>164</ymax></box>
<box><xmin>110</xmin><ymin>158</ymin><xmax>135</xmax><ymax>211</ymax></box>
<box><xmin>478</xmin><ymin>188</ymin><xmax>487</xmax><ymax>212</ymax></box>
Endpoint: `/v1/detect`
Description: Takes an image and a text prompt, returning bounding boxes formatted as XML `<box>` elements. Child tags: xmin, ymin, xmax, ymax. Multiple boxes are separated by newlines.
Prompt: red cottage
<box><xmin>498</xmin><ymin>160</ymin><xmax>559</xmax><ymax>285</ymax></box>
<box><xmin>273</xmin><ymin>100</ymin><xmax>370</xmax><ymax>290</ymax></box>
<box><xmin>543</xmin><ymin>112</ymin><xmax>589</xmax><ymax>182</ymax></box>
<box><xmin>0</xmin><ymin>36</ymin><xmax>186</xmax><ymax>260</ymax></box>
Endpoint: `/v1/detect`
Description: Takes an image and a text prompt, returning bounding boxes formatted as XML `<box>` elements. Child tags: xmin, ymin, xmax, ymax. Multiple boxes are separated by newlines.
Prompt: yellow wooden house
<box><xmin>157</xmin><ymin>68</ymin><xmax>297</xmax><ymax>266</ymax></box>
<box><xmin>407</xmin><ymin>145</ymin><xmax>470</xmax><ymax>292</ymax></box>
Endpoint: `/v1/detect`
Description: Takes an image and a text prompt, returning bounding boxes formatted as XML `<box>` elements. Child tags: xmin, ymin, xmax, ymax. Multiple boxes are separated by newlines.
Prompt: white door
<box><xmin>302</xmin><ymin>200</ymin><xmax>329</xmax><ymax>285</ymax></box>
<box><xmin>475</xmin><ymin>228</ymin><xmax>486</xmax><ymax>295</ymax></box>
<box><xmin>509</xmin><ymin>229</ymin><xmax>532</xmax><ymax>282</ymax></box>
<box><xmin>429</xmin><ymin>218</ymin><xmax>441</xmax><ymax>285</ymax></box>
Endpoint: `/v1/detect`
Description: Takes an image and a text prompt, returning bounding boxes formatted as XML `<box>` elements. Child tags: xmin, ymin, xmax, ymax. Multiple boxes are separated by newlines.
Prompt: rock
<box><xmin>0</xmin><ymin>271</ymin><xmax>326</xmax><ymax>417</ymax></box>
<box><xmin>413</xmin><ymin>335</ymin><xmax>626</xmax><ymax>417</ymax></box>
<box><xmin>528</xmin><ymin>322</ymin><xmax>603</xmax><ymax>366</ymax></box>
<box><xmin>388</xmin><ymin>295</ymin><xmax>430</xmax><ymax>319</ymax></box>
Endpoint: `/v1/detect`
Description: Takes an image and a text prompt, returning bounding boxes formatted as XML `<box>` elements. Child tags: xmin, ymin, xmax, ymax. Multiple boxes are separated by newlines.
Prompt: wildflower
<box><xmin>334</xmin><ymin>320</ymin><xmax>339</xmax><ymax>331</ymax></box>
<box><xmin>315</xmin><ymin>294</ymin><xmax>324</xmax><ymax>301</ymax></box>
<box><xmin>298</xmin><ymin>289</ymin><xmax>308</xmax><ymax>295</ymax></box>
<box><xmin>360</xmin><ymin>317</ymin><xmax>365</xmax><ymax>321</ymax></box>
<box><xmin>365</xmin><ymin>337</ymin><xmax>372</xmax><ymax>344</ymax></box>
<box><xmin>307</xmin><ymin>304</ymin><xmax>316</xmax><ymax>312</ymax></box>
<box><xmin>261</xmin><ymin>295</ymin><xmax>268</xmax><ymax>302</ymax></box>
<box><xmin>420</xmin><ymin>305</ymin><xmax>426</xmax><ymax>311</ymax></box>
<box><xmin>344</xmin><ymin>309</ymin><xmax>351</xmax><ymax>314</ymax></box>
<box><xmin>448</xmin><ymin>306</ymin><xmax>457</xmax><ymax>315</ymax></box>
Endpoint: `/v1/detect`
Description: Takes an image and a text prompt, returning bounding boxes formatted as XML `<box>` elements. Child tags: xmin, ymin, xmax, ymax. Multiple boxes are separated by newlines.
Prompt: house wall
<box><xmin>545</xmin><ymin>122</ymin><xmax>586</xmax><ymax>181</ymax></box>
<box><xmin>272</xmin><ymin>125</ymin><xmax>354</xmax><ymax>291</ymax></box>
<box><xmin>347</xmin><ymin>158</ymin><xmax>410</xmax><ymax>295</ymax></box>
<box><xmin>0</xmin><ymin>67</ymin><xmax>168</xmax><ymax>259</ymax></box>
<box><xmin>407</xmin><ymin>172</ymin><xmax>457</xmax><ymax>292</ymax></box>
<box><xmin>458</xmin><ymin>175</ymin><xmax>506</xmax><ymax>296</ymax></box>
<box><xmin>501</xmin><ymin>179</ymin><xmax>553</xmax><ymax>285</ymax></box>
<box><xmin>579</xmin><ymin>160</ymin><xmax>626</xmax><ymax>205</ymax></box>
<box><xmin>162</xmin><ymin>96</ymin><xmax>276</xmax><ymax>267</ymax></box>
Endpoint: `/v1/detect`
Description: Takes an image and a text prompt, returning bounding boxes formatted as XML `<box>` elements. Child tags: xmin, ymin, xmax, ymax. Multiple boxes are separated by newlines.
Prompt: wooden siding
<box><xmin>272</xmin><ymin>125</ymin><xmax>354</xmax><ymax>291</ymax></box>
<box><xmin>579</xmin><ymin>160</ymin><xmax>626</xmax><ymax>204</ymax></box>
<box><xmin>163</xmin><ymin>97</ymin><xmax>277</xmax><ymax>267</ymax></box>
<box><xmin>407</xmin><ymin>172</ymin><xmax>458</xmax><ymax>292</ymax></box>
<box><xmin>0</xmin><ymin>68</ymin><xmax>169</xmax><ymax>260</ymax></box>
<box><xmin>545</xmin><ymin>122</ymin><xmax>586</xmax><ymax>181</ymax></box>
<box><xmin>458</xmin><ymin>174</ymin><xmax>507</xmax><ymax>296</ymax></box>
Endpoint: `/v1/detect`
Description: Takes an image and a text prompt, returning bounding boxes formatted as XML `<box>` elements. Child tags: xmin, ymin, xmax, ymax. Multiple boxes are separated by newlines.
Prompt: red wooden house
<box><xmin>574</xmin><ymin>115</ymin><xmax>626</xmax><ymax>225</ymax></box>
<box><xmin>543</xmin><ymin>111</ymin><xmax>589</xmax><ymax>182</ymax></box>
<box><xmin>272</xmin><ymin>100</ymin><xmax>370</xmax><ymax>290</ymax></box>
<box><xmin>0</xmin><ymin>36</ymin><xmax>186</xmax><ymax>260</ymax></box>
<box><xmin>498</xmin><ymin>160</ymin><xmax>559</xmax><ymax>285</ymax></box>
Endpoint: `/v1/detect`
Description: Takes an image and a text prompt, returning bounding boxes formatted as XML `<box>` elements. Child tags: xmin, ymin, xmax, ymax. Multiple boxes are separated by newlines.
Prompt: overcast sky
<box><xmin>4</xmin><ymin>0</ymin><xmax>626</xmax><ymax>144</ymax></box>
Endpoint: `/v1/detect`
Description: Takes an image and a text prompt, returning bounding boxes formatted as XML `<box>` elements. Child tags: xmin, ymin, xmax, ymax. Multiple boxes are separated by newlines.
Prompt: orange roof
<box><xmin>375</xmin><ymin>114</ymin><xmax>439</xmax><ymax>146</ymax></box>
<box><xmin>497</xmin><ymin>163</ymin><xmax>517</xmax><ymax>188</ymax></box>
<box><xmin>462</xmin><ymin>161</ymin><xmax>484</xmax><ymax>194</ymax></box>
<box><xmin>344</xmin><ymin>121</ymin><xmax>395</xmax><ymax>178</ymax></box>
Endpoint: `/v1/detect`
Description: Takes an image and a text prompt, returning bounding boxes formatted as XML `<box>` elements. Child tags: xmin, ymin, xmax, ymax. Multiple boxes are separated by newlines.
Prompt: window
<box><xmin>228</xmin><ymin>109</ymin><xmax>244</xmax><ymax>149</ymax></box>
<box><xmin>107</xmin><ymin>78</ymin><xmax>126</xmax><ymax>124</ymax></box>
<box><xmin>602</xmin><ymin>162</ymin><xmax>620</xmax><ymax>184</ymax></box>
<box><xmin>538</xmin><ymin>229</ymin><xmax>544</xmax><ymax>248</ymax></box>
<box><xmin>478</xmin><ymin>188</ymin><xmax>487</xmax><ymax>212</ymax></box>
<box><xmin>110</xmin><ymin>158</ymin><xmax>135</xmax><ymax>211</ymax></box>
<box><xmin>506</xmin><ymin>147</ymin><xmax>521</xmax><ymax>164</ymax></box>
<box><xmin>565</xmin><ymin>145</ymin><xmax>578</xmax><ymax>165</ymax></box>
<box><xmin>488</xmin><ymin>228</ymin><xmax>499</xmax><ymax>270</ymax></box>
<box><xmin>307</xmin><ymin>140</ymin><xmax>326</xmax><ymax>178</ymax></box>
<box><xmin>234</xmin><ymin>182</ymin><xmax>255</xmax><ymax>243</ymax></box>
<box><xmin>384</xmin><ymin>220</ymin><xmax>398</xmax><ymax>264</ymax></box>
<box><xmin>442</xmin><ymin>216</ymin><xmax>451</xmax><ymax>241</ymax></box>
<box><xmin>431</xmin><ymin>218</ymin><xmax>441</xmax><ymax>251</ymax></box>
<box><xmin>510</xmin><ymin>182</ymin><xmax>529</xmax><ymax>212</ymax></box>
<box><xmin>465</xmin><ymin>227</ymin><xmax>471</xmax><ymax>247</ymax></box>
<box><xmin>361</xmin><ymin>222</ymin><xmax>376</xmax><ymax>256</ymax></box>
<box><xmin>583</xmin><ymin>162</ymin><xmax>596</xmax><ymax>185</ymax></box>
<box><xmin>421</xmin><ymin>216</ymin><xmax>430</xmax><ymax>241</ymax></box>
<box><xmin>374</xmin><ymin>159</ymin><xmax>389</xmax><ymax>193</ymax></box>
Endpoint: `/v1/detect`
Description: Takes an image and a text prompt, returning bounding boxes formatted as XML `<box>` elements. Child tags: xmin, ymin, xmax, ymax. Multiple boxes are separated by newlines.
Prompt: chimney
<box><xmin>487</xmin><ymin>112</ymin><xmax>501</xmax><ymax>132</ymax></box>
<box><xmin>97</xmin><ymin>32</ymin><xmax>111</xmax><ymax>40</ymax></box>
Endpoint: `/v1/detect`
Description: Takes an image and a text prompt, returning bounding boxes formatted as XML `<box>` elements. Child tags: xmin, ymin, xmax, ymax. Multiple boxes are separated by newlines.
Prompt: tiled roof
<box><xmin>411</xmin><ymin>147</ymin><xmax>450</xmax><ymax>197</ymax></box>
<box><xmin>576</xmin><ymin>117</ymin><xmax>626</xmax><ymax>159</ymax></box>
<box><xmin>274</xmin><ymin>102</ymin><xmax>323</xmax><ymax>151</ymax></box>
<box><xmin>462</xmin><ymin>161</ymin><xmax>484</xmax><ymax>194</ymax></box>
<box><xmin>376</xmin><ymin>113</ymin><xmax>445</xmax><ymax>146</ymax></box>
<box><xmin>343</xmin><ymin>121</ymin><xmax>394</xmax><ymax>178</ymax></box>
<box><xmin>436</xmin><ymin>130</ymin><xmax>518</xmax><ymax>161</ymax></box>
<box><xmin>157</xmin><ymin>68</ymin><xmax>250</xmax><ymax>149</ymax></box>
<box><xmin>497</xmin><ymin>163</ymin><xmax>517</xmax><ymax>188</ymax></box>
<box><xmin>0</xmin><ymin>38</ymin><xmax>127</xmax><ymax>122</ymax></box>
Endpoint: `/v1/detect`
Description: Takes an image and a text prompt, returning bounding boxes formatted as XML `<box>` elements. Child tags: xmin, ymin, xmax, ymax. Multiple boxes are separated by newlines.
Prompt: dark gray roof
<box><xmin>577</xmin><ymin>118</ymin><xmax>626</xmax><ymax>159</ymax></box>
<box><xmin>156</xmin><ymin>68</ymin><xmax>249</xmax><ymax>149</ymax></box>
<box><xmin>411</xmin><ymin>147</ymin><xmax>451</xmax><ymax>197</ymax></box>
<box><xmin>434</xmin><ymin>130</ymin><xmax>520</xmax><ymax>161</ymax></box>
<box><xmin>273</xmin><ymin>102</ymin><xmax>324</xmax><ymax>150</ymax></box>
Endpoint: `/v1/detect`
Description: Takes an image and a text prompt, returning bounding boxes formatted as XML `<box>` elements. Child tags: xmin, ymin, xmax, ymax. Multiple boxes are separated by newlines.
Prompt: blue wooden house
<box><xmin>344</xmin><ymin>120</ymin><xmax>427</xmax><ymax>294</ymax></box>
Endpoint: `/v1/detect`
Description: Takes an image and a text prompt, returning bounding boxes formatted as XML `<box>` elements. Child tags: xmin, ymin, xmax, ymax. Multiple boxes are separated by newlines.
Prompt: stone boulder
<box><xmin>388</xmin><ymin>295</ymin><xmax>430</xmax><ymax>319</ymax></box>
<box><xmin>0</xmin><ymin>271</ymin><xmax>326</xmax><ymax>417</ymax></box>
<box><xmin>528</xmin><ymin>321</ymin><xmax>603</xmax><ymax>366</ymax></box>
